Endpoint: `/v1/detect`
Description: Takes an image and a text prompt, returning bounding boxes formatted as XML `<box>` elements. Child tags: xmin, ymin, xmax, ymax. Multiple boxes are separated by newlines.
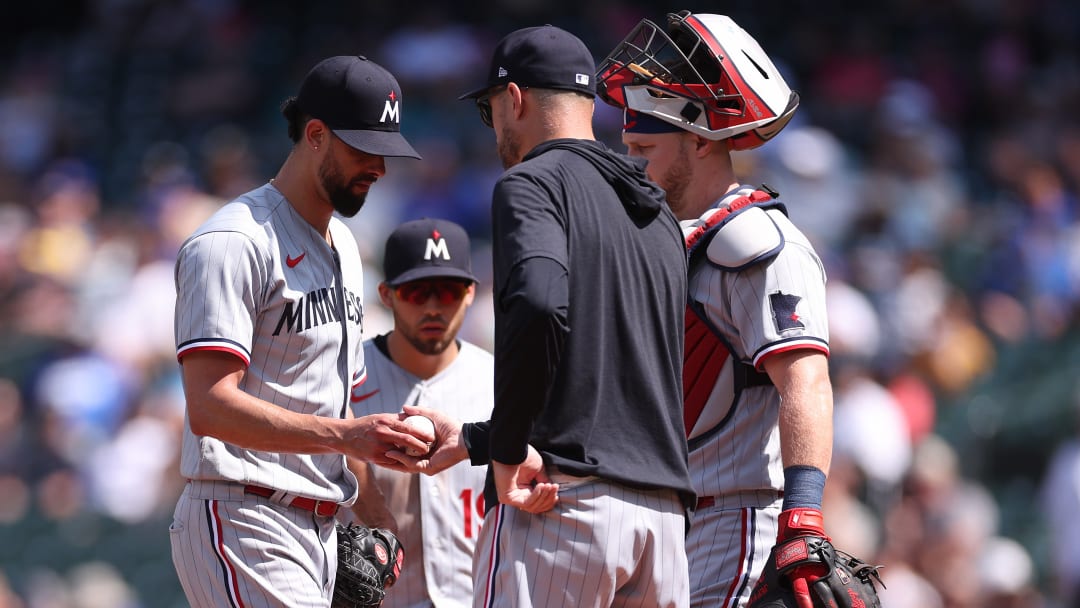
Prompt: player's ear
<box><xmin>304</xmin><ymin>118</ymin><xmax>328</xmax><ymax>153</ymax></box>
<box><xmin>692</xmin><ymin>134</ymin><xmax>715</xmax><ymax>157</ymax></box>
<box><xmin>378</xmin><ymin>283</ymin><xmax>394</xmax><ymax>308</ymax></box>
<box><xmin>507</xmin><ymin>83</ymin><xmax>527</xmax><ymax>121</ymax></box>
<box><xmin>463</xmin><ymin>282</ymin><xmax>477</xmax><ymax>306</ymax></box>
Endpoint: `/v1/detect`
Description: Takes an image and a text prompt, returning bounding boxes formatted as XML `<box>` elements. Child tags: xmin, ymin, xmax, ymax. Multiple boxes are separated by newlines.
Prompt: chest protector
<box><xmin>682</xmin><ymin>188</ymin><xmax>786</xmax><ymax>438</ymax></box>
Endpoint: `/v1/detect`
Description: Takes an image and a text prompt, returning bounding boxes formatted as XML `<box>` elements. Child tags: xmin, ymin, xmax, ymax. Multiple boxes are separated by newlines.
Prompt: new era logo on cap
<box><xmin>383</xmin><ymin>218</ymin><xmax>479</xmax><ymax>286</ymax></box>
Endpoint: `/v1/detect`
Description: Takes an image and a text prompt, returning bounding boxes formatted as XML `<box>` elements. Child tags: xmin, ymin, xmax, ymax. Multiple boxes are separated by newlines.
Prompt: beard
<box><xmin>654</xmin><ymin>141</ymin><xmax>694</xmax><ymax>220</ymax></box>
<box><xmin>497</xmin><ymin>127</ymin><xmax>523</xmax><ymax>170</ymax></box>
<box><xmin>401</xmin><ymin>328</ymin><xmax>454</xmax><ymax>356</ymax></box>
<box><xmin>397</xmin><ymin>315</ymin><xmax>459</xmax><ymax>356</ymax></box>
<box><xmin>319</xmin><ymin>154</ymin><xmax>370</xmax><ymax>218</ymax></box>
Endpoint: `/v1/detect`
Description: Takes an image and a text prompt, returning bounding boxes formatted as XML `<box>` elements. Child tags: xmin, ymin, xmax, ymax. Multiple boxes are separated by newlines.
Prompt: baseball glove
<box><xmin>332</xmin><ymin>523</ymin><xmax>405</xmax><ymax>608</ymax></box>
<box><xmin>748</xmin><ymin>534</ymin><xmax>884</xmax><ymax>608</ymax></box>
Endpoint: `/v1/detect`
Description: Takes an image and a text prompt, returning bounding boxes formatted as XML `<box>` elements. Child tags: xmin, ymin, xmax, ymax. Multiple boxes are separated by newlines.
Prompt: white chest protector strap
<box><xmin>683</xmin><ymin>188</ymin><xmax>786</xmax><ymax>271</ymax></box>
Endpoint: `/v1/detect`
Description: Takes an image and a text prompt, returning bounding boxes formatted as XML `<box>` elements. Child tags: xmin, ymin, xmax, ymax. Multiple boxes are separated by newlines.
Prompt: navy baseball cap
<box><xmin>459</xmin><ymin>25</ymin><xmax>597</xmax><ymax>99</ymax></box>
<box><xmin>383</xmin><ymin>218</ymin><xmax>478</xmax><ymax>286</ymax></box>
<box><xmin>296</xmin><ymin>56</ymin><xmax>421</xmax><ymax>159</ymax></box>
<box><xmin>623</xmin><ymin>108</ymin><xmax>685</xmax><ymax>134</ymax></box>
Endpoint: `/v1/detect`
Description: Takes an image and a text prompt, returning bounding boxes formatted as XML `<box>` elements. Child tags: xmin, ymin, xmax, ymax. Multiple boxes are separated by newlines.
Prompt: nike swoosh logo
<box><xmin>286</xmin><ymin>252</ymin><xmax>306</xmax><ymax>268</ymax></box>
<box><xmin>351</xmin><ymin>389</ymin><xmax>380</xmax><ymax>403</ymax></box>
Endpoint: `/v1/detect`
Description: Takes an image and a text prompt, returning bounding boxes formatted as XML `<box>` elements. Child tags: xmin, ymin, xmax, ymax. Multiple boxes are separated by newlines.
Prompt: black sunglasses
<box><xmin>475</xmin><ymin>85</ymin><xmax>526</xmax><ymax>128</ymax></box>
<box><xmin>476</xmin><ymin>93</ymin><xmax>495</xmax><ymax>128</ymax></box>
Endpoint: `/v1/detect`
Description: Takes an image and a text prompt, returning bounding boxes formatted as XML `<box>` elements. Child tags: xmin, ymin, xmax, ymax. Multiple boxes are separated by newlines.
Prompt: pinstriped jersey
<box><xmin>349</xmin><ymin>336</ymin><xmax>493</xmax><ymax>608</ymax></box>
<box><xmin>174</xmin><ymin>182</ymin><xmax>364</xmax><ymax>503</ymax></box>
<box><xmin>684</xmin><ymin>186</ymin><xmax>830</xmax><ymax>500</ymax></box>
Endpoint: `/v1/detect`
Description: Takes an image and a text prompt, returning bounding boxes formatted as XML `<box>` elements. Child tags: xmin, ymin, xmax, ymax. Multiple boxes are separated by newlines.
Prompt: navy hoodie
<box><xmin>466</xmin><ymin>138</ymin><xmax>695</xmax><ymax>512</ymax></box>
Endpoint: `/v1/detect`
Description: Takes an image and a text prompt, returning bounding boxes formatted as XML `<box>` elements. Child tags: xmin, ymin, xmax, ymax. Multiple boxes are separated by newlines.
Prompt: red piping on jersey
<box><xmin>177</xmin><ymin>344</ymin><xmax>251</xmax><ymax>367</ymax></box>
<box><xmin>721</xmin><ymin>508</ymin><xmax>752</xmax><ymax>608</ymax></box>
<box><xmin>753</xmin><ymin>342</ymin><xmax>829</xmax><ymax>371</ymax></box>
<box><xmin>211</xmin><ymin>499</ymin><xmax>247</xmax><ymax>608</ymax></box>
<box><xmin>351</xmin><ymin>389</ymin><xmax>380</xmax><ymax>403</ymax></box>
<box><xmin>352</xmin><ymin>368</ymin><xmax>368</xmax><ymax>388</ymax></box>
<box><xmin>683</xmin><ymin>307</ymin><xmax>729</xmax><ymax>437</ymax></box>
<box><xmin>481</xmin><ymin>504</ymin><xmax>503</xmax><ymax>608</ymax></box>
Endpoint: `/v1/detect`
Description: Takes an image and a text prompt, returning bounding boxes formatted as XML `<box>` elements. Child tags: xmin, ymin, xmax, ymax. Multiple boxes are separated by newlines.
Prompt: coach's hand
<box><xmin>382</xmin><ymin>405</ymin><xmax>469</xmax><ymax>474</ymax></box>
<box><xmin>492</xmin><ymin>447</ymin><xmax>558</xmax><ymax>513</ymax></box>
<box><xmin>342</xmin><ymin>412</ymin><xmax>431</xmax><ymax>468</ymax></box>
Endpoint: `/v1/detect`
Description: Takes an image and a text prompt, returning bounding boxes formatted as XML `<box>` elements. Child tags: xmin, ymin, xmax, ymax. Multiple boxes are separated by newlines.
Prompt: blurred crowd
<box><xmin>1</xmin><ymin>0</ymin><xmax>1080</xmax><ymax>606</ymax></box>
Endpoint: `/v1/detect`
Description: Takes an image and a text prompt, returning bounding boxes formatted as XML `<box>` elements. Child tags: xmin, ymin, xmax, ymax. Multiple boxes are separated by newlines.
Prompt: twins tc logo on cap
<box><xmin>424</xmin><ymin>230</ymin><xmax>451</xmax><ymax>261</ymax></box>
<box><xmin>380</xmin><ymin>90</ymin><xmax>400</xmax><ymax>124</ymax></box>
<box><xmin>383</xmin><ymin>218</ymin><xmax>479</xmax><ymax>286</ymax></box>
<box><xmin>294</xmin><ymin>55</ymin><xmax>420</xmax><ymax>159</ymax></box>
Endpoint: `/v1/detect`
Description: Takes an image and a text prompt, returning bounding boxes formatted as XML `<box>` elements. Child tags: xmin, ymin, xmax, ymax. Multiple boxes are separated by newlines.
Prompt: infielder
<box><xmin>397</xmin><ymin>25</ymin><xmax>695</xmax><ymax>608</ymax></box>
<box><xmin>597</xmin><ymin>12</ymin><xmax>835</xmax><ymax>608</ymax></box>
<box><xmin>346</xmin><ymin>218</ymin><xmax>493</xmax><ymax>608</ymax></box>
<box><xmin>169</xmin><ymin>55</ymin><xmax>431</xmax><ymax>607</ymax></box>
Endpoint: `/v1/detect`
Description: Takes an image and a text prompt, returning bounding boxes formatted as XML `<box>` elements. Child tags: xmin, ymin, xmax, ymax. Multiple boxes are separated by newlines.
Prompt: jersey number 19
<box><xmin>459</xmin><ymin>489</ymin><xmax>485</xmax><ymax>538</ymax></box>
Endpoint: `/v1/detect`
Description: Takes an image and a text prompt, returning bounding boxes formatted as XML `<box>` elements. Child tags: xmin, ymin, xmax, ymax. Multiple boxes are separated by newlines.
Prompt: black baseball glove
<box><xmin>332</xmin><ymin>523</ymin><xmax>405</xmax><ymax>608</ymax></box>
<box><xmin>749</xmin><ymin>508</ymin><xmax>883</xmax><ymax>608</ymax></box>
<box><xmin>749</xmin><ymin>534</ymin><xmax>884</xmax><ymax>608</ymax></box>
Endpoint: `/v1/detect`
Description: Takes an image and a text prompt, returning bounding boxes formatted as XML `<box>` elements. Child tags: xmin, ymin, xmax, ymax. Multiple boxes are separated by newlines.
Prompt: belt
<box><xmin>243</xmin><ymin>485</ymin><xmax>340</xmax><ymax>518</ymax></box>
<box><xmin>696</xmin><ymin>489</ymin><xmax>784</xmax><ymax>510</ymax></box>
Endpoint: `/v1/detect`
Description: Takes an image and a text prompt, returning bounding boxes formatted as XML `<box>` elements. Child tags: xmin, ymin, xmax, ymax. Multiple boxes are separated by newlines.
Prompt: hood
<box><xmin>526</xmin><ymin>139</ymin><xmax>666</xmax><ymax>221</ymax></box>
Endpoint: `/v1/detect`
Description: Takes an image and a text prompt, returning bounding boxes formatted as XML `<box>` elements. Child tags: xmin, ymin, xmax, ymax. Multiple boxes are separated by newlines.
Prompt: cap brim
<box><xmin>458</xmin><ymin>83</ymin><xmax>492</xmax><ymax>101</ymax></box>
<box><xmin>386</xmin><ymin>267</ymin><xmax>479</xmax><ymax>286</ymax></box>
<box><xmin>334</xmin><ymin>129</ymin><xmax>422</xmax><ymax>159</ymax></box>
<box><xmin>459</xmin><ymin>82</ymin><xmax>596</xmax><ymax>100</ymax></box>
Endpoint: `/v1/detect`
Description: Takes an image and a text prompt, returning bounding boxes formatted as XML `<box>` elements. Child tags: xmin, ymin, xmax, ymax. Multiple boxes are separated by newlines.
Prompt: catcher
<box><xmin>332</xmin><ymin>523</ymin><xmax>404</xmax><ymax>608</ymax></box>
<box><xmin>596</xmin><ymin>11</ymin><xmax>882</xmax><ymax>608</ymax></box>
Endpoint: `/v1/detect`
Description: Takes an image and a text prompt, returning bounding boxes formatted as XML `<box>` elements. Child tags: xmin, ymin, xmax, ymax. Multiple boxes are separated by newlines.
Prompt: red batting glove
<box><xmin>777</xmin><ymin>508</ymin><xmax>830</xmax><ymax>608</ymax></box>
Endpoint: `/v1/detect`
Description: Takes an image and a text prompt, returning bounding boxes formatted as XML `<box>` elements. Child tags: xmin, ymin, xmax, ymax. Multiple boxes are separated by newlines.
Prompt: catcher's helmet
<box><xmin>597</xmin><ymin>11</ymin><xmax>798</xmax><ymax>150</ymax></box>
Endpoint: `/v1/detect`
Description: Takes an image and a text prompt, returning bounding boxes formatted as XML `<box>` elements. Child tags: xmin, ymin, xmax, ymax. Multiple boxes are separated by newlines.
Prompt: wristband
<box><xmin>782</xmin><ymin>465</ymin><xmax>826</xmax><ymax>511</ymax></box>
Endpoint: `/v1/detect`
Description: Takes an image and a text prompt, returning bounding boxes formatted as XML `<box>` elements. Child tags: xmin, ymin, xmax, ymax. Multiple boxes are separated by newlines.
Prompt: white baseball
<box><xmin>403</xmin><ymin>415</ymin><xmax>435</xmax><ymax>457</ymax></box>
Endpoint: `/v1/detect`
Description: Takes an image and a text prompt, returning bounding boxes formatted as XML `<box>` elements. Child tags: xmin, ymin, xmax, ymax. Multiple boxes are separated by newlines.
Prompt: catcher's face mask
<box><xmin>596</xmin><ymin>11</ymin><xmax>799</xmax><ymax>150</ymax></box>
